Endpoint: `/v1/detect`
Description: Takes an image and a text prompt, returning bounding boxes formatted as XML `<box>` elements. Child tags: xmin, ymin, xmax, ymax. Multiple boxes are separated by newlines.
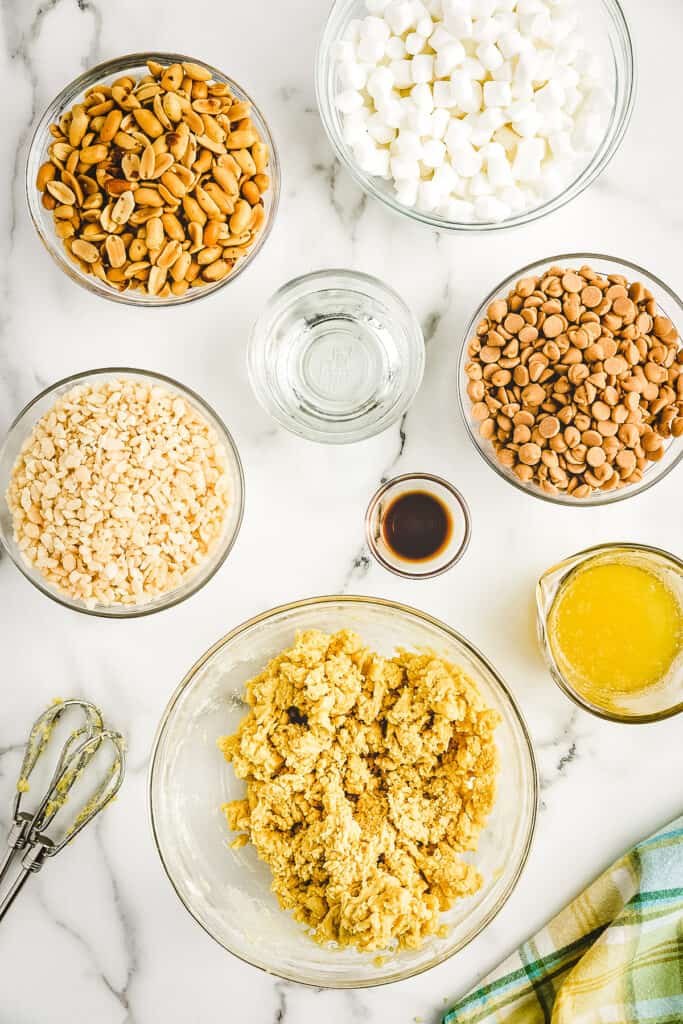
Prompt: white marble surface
<box><xmin>0</xmin><ymin>1</ymin><xmax>682</xmax><ymax>1021</ymax></box>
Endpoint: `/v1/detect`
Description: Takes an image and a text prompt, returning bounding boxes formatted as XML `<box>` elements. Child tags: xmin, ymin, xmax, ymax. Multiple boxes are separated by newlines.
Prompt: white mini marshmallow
<box><xmin>394</xmin><ymin>128</ymin><xmax>423</xmax><ymax>158</ymax></box>
<box><xmin>515</xmin><ymin>49</ymin><xmax>539</xmax><ymax>88</ymax></box>
<box><xmin>461</xmin><ymin>57</ymin><xmax>486</xmax><ymax>79</ymax></box>
<box><xmin>353</xmin><ymin>135</ymin><xmax>380</xmax><ymax>168</ymax></box>
<box><xmin>440</xmin><ymin>197</ymin><xmax>476</xmax><ymax>221</ymax></box>
<box><xmin>403</xmin><ymin>104</ymin><xmax>433</xmax><ymax>133</ymax></box>
<box><xmin>342</xmin><ymin>113</ymin><xmax>369</xmax><ymax>145</ymax></box>
<box><xmin>411</xmin><ymin>54</ymin><xmax>435</xmax><ymax>83</ymax></box>
<box><xmin>491</xmin><ymin>59</ymin><xmax>513</xmax><ymax>81</ymax></box>
<box><xmin>556</xmin><ymin>31</ymin><xmax>582</xmax><ymax>65</ymax></box>
<box><xmin>336</xmin><ymin>89</ymin><xmax>365</xmax><ymax>114</ymax></box>
<box><xmin>477</xmin><ymin>42</ymin><xmax>504</xmax><ymax>71</ymax></box>
<box><xmin>549</xmin><ymin>130</ymin><xmax>574</xmax><ymax>159</ymax></box>
<box><xmin>472</xmin><ymin>16</ymin><xmax>501</xmax><ymax>44</ymax></box>
<box><xmin>430</xmin><ymin>107</ymin><xmax>451</xmax><ymax>138</ymax></box>
<box><xmin>422</xmin><ymin>138</ymin><xmax>447</xmax><ymax>166</ymax></box>
<box><xmin>497</xmin><ymin>28</ymin><xmax>524</xmax><ymax>58</ymax></box>
<box><xmin>433</xmin><ymin>80</ymin><xmax>456</xmax><ymax>107</ymax></box>
<box><xmin>362</xmin><ymin>14</ymin><xmax>391</xmax><ymax>39</ymax></box>
<box><xmin>338</xmin><ymin>61</ymin><xmax>369</xmax><ymax>91</ymax></box>
<box><xmin>474</xmin><ymin>195</ymin><xmax>511</xmax><ymax>221</ymax></box>
<box><xmin>435</xmin><ymin>40</ymin><xmax>466</xmax><ymax>77</ymax></box>
<box><xmin>385</xmin><ymin>1</ymin><xmax>415</xmax><ymax>35</ymax></box>
<box><xmin>563</xmin><ymin>87</ymin><xmax>583</xmax><ymax>115</ymax></box>
<box><xmin>573</xmin><ymin>112</ymin><xmax>603</xmax><ymax>151</ymax></box>
<box><xmin>452</xmin><ymin>71</ymin><xmax>483</xmax><ymax>113</ymax></box>
<box><xmin>499</xmin><ymin>184</ymin><xmax>526</xmax><ymax>211</ymax></box>
<box><xmin>378</xmin><ymin>97</ymin><xmax>404</xmax><ymax>128</ymax></box>
<box><xmin>386</xmin><ymin>35</ymin><xmax>407</xmax><ymax>59</ymax></box>
<box><xmin>512</xmin><ymin>137</ymin><xmax>545</xmax><ymax>180</ymax></box>
<box><xmin>357</xmin><ymin>36</ymin><xmax>386</xmax><ymax>63</ymax></box>
<box><xmin>451</xmin><ymin>141</ymin><xmax>482</xmax><ymax>177</ymax></box>
<box><xmin>367</xmin><ymin>67</ymin><xmax>394</xmax><ymax>101</ymax></box>
<box><xmin>513</xmin><ymin>109</ymin><xmax>542</xmax><ymax>138</ymax></box>
<box><xmin>417</xmin><ymin>178</ymin><xmax>442</xmax><ymax>210</ymax></box>
<box><xmin>391</xmin><ymin>154</ymin><xmax>421</xmax><ymax>179</ymax></box>
<box><xmin>432</xmin><ymin>160</ymin><xmax>459</xmax><ymax>192</ymax></box>
<box><xmin>444</xmin><ymin>11</ymin><xmax>473</xmax><ymax>37</ymax></box>
<box><xmin>471</xmin><ymin>0</ymin><xmax>497</xmax><ymax>15</ymax></box>
<box><xmin>417</xmin><ymin>14</ymin><xmax>434</xmax><ymax>35</ymax></box>
<box><xmin>445</xmin><ymin>117</ymin><xmax>473</xmax><ymax>151</ymax></box>
<box><xmin>332</xmin><ymin>40</ymin><xmax>356</xmax><ymax>63</ymax></box>
<box><xmin>430</xmin><ymin>25</ymin><xmax>455</xmax><ymax>49</ymax></box>
<box><xmin>483</xmin><ymin>141</ymin><xmax>513</xmax><ymax>187</ymax></box>
<box><xmin>469</xmin><ymin>171</ymin><xmax>494</xmax><ymax>196</ymax></box>
<box><xmin>411</xmin><ymin>82</ymin><xmax>435</xmax><ymax>111</ymax></box>
<box><xmin>367</xmin><ymin>112</ymin><xmax>397</xmax><ymax>144</ymax></box>
<box><xmin>537</xmin><ymin>108</ymin><xmax>565</xmax><ymax>137</ymax></box>
<box><xmin>390</xmin><ymin>60</ymin><xmax>414</xmax><ymax>89</ymax></box>
<box><xmin>406</xmin><ymin>31</ymin><xmax>426</xmax><ymax>55</ymax></box>
<box><xmin>483</xmin><ymin>80</ymin><xmax>511</xmax><ymax>107</ymax></box>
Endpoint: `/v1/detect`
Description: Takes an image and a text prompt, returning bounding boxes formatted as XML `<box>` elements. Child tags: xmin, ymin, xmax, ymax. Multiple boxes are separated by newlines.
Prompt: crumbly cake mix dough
<box><xmin>219</xmin><ymin>629</ymin><xmax>500</xmax><ymax>952</ymax></box>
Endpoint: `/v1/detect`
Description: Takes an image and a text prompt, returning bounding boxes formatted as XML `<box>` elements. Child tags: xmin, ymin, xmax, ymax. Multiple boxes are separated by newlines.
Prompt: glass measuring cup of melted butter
<box><xmin>537</xmin><ymin>543</ymin><xmax>683</xmax><ymax>723</ymax></box>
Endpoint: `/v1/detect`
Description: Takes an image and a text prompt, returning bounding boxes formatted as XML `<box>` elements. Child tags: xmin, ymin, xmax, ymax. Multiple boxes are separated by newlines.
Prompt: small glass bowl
<box><xmin>316</xmin><ymin>0</ymin><xmax>635</xmax><ymax>232</ymax></box>
<box><xmin>149</xmin><ymin>595</ymin><xmax>538</xmax><ymax>987</ymax></box>
<box><xmin>458</xmin><ymin>253</ymin><xmax>683</xmax><ymax>506</ymax></box>
<box><xmin>365</xmin><ymin>472</ymin><xmax>471</xmax><ymax>578</ymax></box>
<box><xmin>26</xmin><ymin>52</ymin><xmax>280</xmax><ymax>307</ymax></box>
<box><xmin>248</xmin><ymin>269</ymin><xmax>425</xmax><ymax>443</ymax></box>
<box><xmin>0</xmin><ymin>368</ymin><xmax>245</xmax><ymax>618</ymax></box>
<box><xmin>536</xmin><ymin>543</ymin><xmax>683</xmax><ymax>723</ymax></box>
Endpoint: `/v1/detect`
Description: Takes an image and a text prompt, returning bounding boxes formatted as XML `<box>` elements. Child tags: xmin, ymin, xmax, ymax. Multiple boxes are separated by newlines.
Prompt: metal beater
<box><xmin>0</xmin><ymin>699</ymin><xmax>126</xmax><ymax>921</ymax></box>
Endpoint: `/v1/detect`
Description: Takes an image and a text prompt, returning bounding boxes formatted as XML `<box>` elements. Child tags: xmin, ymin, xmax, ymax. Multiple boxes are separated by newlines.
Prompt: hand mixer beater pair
<box><xmin>0</xmin><ymin>699</ymin><xmax>125</xmax><ymax>921</ymax></box>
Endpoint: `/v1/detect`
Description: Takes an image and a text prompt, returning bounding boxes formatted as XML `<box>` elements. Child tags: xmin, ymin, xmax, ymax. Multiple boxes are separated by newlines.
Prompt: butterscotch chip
<box><xmin>538</xmin><ymin>415</ymin><xmax>560</xmax><ymax>438</ymax></box>
<box><xmin>488</xmin><ymin>300</ymin><xmax>507</xmax><ymax>322</ymax></box>
<box><xmin>542</xmin><ymin>315</ymin><xmax>564</xmax><ymax>338</ymax></box>
<box><xmin>519</xmin><ymin>442</ymin><xmax>542</xmax><ymax>465</ymax></box>
<box><xmin>561</xmin><ymin>272</ymin><xmax>583</xmax><ymax>293</ymax></box>
<box><xmin>586</xmin><ymin>445</ymin><xmax>606</xmax><ymax>467</ymax></box>
<box><xmin>504</xmin><ymin>313</ymin><xmax>525</xmax><ymax>334</ymax></box>
<box><xmin>581</xmin><ymin>285</ymin><xmax>603</xmax><ymax>308</ymax></box>
<box><xmin>219</xmin><ymin>630</ymin><xmax>499</xmax><ymax>952</ymax></box>
<box><xmin>522</xmin><ymin>383</ymin><xmax>545</xmax><ymax>405</ymax></box>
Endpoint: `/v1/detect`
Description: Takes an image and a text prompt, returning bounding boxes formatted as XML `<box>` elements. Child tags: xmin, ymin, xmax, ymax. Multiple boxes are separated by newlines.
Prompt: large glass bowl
<box><xmin>26</xmin><ymin>52</ymin><xmax>280</xmax><ymax>306</ymax></box>
<box><xmin>0</xmin><ymin>368</ymin><xmax>245</xmax><ymax>617</ymax></box>
<box><xmin>316</xmin><ymin>0</ymin><xmax>635</xmax><ymax>232</ymax></box>
<box><xmin>149</xmin><ymin>595</ymin><xmax>538</xmax><ymax>987</ymax></box>
<box><xmin>458</xmin><ymin>253</ymin><xmax>683</xmax><ymax>506</ymax></box>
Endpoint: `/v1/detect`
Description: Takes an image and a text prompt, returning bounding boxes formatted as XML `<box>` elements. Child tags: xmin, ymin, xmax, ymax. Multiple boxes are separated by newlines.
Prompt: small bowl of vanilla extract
<box><xmin>365</xmin><ymin>473</ymin><xmax>471</xmax><ymax>579</ymax></box>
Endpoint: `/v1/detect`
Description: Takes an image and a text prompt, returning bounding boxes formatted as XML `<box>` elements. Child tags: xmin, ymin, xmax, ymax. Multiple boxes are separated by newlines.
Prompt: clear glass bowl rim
<box><xmin>25</xmin><ymin>50</ymin><xmax>281</xmax><ymax>307</ymax></box>
<box><xmin>0</xmin><ymin>366</ymin><xmax>245</xmax><ymax>618</ymax></box>
<box><xmin>536</xmin><ymin>541</ymin><xmax>683</xmax><ymax>723</ymax></box>
<box><xmin>315</xmin><ymin>0</ymin><xmax>637</xmax><ymax>232</ymax></box>
<box><xmin>457</xmin><ymin>251</ymin><xmax>683</xmax><ymax>506</ymax></box>
<box><xmin>247</xmin><ymin>267</ymin><xmax>426</xmax><ymax>444</ymax></box>
<box><xmin>365</xmin><ymin>472</ymin><xmax>472</xmax><ymax>578</ymax></box>
<box><xmin>148</xmin><ymin>593</ymin><xmax>539</xmax><ymax>987</ymax></box>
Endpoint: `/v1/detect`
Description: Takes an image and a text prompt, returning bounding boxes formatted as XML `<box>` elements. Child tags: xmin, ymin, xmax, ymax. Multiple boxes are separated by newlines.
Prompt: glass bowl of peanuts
<box><xmin>458</xmin><ymin>254</ymin><xmax>683</xmax><ymax>505</ymax></box>
<box><xmin>0</xmin><ymin>368</ymin><xmax>245</xmax><ymax>616</ymax></box>
<box><xmin>26</xmin><ymin>53</ymin><xmax>280</xmax><ymax>305</ymax></box>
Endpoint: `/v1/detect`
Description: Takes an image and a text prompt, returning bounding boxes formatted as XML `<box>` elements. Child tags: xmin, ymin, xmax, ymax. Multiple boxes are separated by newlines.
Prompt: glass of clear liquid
<box><xmin>248</xmin><ymin>269</ymin><xmax>425</xmax><ymax>444</ymax></box>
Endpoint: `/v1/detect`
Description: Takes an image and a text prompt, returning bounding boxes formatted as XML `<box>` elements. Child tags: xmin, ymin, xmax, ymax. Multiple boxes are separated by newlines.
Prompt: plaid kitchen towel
<box><xmin>444</xmin><ymin>814</ymin><xmax>683</xmax><ymax>1024</ymax></box>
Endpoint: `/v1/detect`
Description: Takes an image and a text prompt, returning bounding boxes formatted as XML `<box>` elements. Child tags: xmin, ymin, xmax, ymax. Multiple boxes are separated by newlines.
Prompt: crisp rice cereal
<box><xmin>219</xmin><ymin>629</ymin><xmax>500</xmax><ymax>952</ymax></box>
<box><xmin>6</xmin><ymin>377</ymin><xmax>231</xmax><ymax>607</ymax></box>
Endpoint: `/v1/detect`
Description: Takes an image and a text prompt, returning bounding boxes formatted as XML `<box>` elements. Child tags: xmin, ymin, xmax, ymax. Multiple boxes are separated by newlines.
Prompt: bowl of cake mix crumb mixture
<box><xmin>150</xmin><ymin>596</ymin><xmax>537</xmax><ymax>986</ymax></box>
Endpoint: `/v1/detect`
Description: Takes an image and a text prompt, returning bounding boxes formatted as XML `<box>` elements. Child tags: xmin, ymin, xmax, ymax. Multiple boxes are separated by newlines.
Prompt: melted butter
<box><xmin>549</xmin><ymin>559</ymin><xmax>682</xmax><ymax>698</ymax></box>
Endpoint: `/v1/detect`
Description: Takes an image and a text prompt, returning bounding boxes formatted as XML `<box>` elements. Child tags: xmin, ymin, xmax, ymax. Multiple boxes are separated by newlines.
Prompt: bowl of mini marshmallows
<box><xmin>458</xmin><ymin>254</ymin><xmax>683</xmax><ymax>504</ymax></box>
<box><xmin>0</xmin><ymin>369</ymin><xmax>244</xmax><ymax>615</ymax></box>
<box><xmin>316</xmin><ymin>0</ymin><xmax>635</xmax><ymax>229</ymax></box>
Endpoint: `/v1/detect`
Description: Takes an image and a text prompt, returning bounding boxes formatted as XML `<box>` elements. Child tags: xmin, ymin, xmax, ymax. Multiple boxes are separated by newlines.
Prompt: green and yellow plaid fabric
<box><xmin>444</xmin><ymin>815</ymin><xmax>683</xmax><ymax>1024</ymax></box>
